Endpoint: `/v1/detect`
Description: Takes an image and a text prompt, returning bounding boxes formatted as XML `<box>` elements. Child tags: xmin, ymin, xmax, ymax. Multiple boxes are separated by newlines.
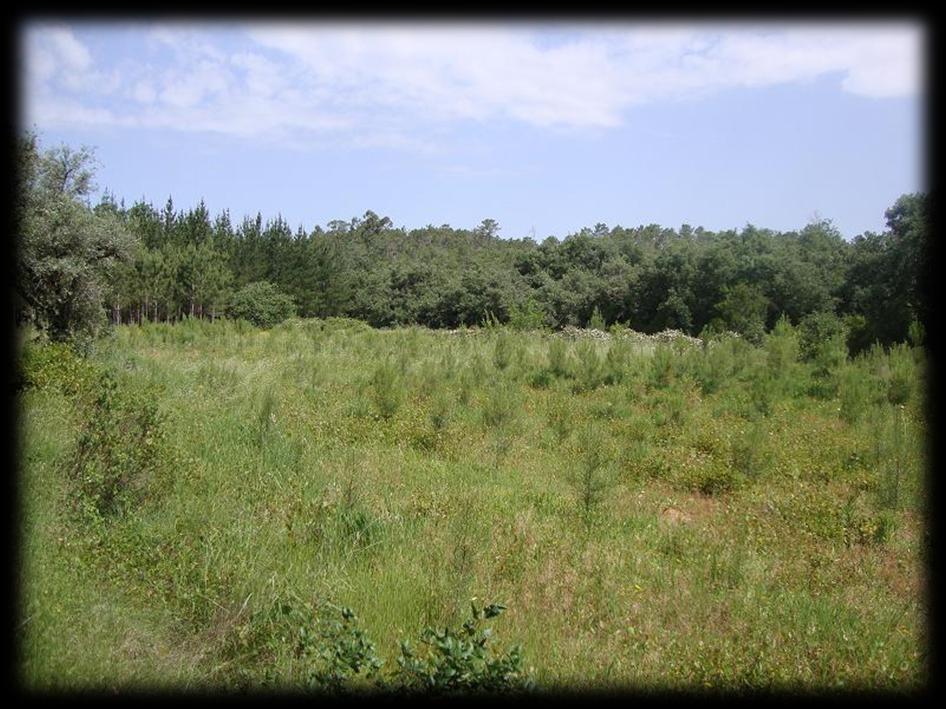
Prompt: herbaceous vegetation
<box><xmin>15</xmin><ymin>133</ymin><xmax>929</xmax><ymax>694</ymax></box>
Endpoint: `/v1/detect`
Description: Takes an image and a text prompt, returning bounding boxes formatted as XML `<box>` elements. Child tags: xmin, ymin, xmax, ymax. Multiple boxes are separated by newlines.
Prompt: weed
<box><xmin>370</xmin><ymin>358</ymin><xmax>403</xmax><ymax>419</ymax></box>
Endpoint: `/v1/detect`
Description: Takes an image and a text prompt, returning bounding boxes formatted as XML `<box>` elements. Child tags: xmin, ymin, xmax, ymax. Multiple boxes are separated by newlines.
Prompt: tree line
<box><xmin>15</xmin><ymin>134</ymin><xmax>929</xmax><ymax>354</ymax></box>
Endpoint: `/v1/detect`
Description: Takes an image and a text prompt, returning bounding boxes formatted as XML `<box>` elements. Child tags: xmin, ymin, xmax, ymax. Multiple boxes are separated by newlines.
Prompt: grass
<box><xmin>17</xmin><ymin>317</ymin><xmax>928</xmax><ymax>692</ymax></box>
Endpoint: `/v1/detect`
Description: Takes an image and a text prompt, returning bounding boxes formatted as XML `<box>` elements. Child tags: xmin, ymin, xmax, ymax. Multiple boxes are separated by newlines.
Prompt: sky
<box><xmin>20</xmin><ymin>20</ymin><xmax>925</xmax><ymax>240</ymax></box>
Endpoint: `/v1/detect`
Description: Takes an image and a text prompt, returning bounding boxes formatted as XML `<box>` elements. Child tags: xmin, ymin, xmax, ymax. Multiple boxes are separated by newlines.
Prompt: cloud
<box><xmin>21</xmin><ymin>22</ymin><xmax>923</xmax><ymax>148</ymax></box>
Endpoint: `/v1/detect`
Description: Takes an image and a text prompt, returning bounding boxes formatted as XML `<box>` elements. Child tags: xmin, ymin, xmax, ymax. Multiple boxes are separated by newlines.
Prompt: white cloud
<box><xmin>21</xmin><ymin>22</ymin><xmax>923</xmax><ymax>147</ymax></box>
<box><xmin>131</xmin><ymin>80</ymin><xmax>157</xmax><ymax>104</ymax></box>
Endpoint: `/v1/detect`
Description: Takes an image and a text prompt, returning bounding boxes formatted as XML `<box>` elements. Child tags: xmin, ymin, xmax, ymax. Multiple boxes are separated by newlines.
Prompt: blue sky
<box><xmin>21</xmin><ymin>21</ymin><xmax>924</xmax><ymax>240</ymax></box>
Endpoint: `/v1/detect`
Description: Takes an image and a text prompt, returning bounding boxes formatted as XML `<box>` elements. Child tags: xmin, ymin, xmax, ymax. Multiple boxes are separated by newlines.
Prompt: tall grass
<box><xmin>17</xmin><ymin>319</ymin><xmax>927</xmax><ymax>692</ymax></box>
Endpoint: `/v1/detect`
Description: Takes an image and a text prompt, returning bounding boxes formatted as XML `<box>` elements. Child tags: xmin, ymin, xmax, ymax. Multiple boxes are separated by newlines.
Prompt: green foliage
<box><xmin>70</xmin><ymin>370</ymin><xmax>169</xmax><ymax>521</ymax></box>
<box><xmin>799</xmin><ymin>311</ymin><xmax>845</xmax><ymax>363</ymax></box>
<box><xmin>257</xmin><ymin>386</ymin><xmax>277</xmax><ymax>447</ymax></box>
<box><xmin>16</xmin><ymin>135</ymin><xmax>136</xmax><ymax>341</ymax></box>
<box><xmin>800</xmin><ymin>311</ymin><xmax>848</xmax><ymax>399</ymax></box>
<box><xmin>429</xmin><ymin>388</ymin><xmax>453</xmax><ymax>433</ymax></box>
<box><xmin>546</xmin><ymin>338</ymin><xmax>571</xmax><ymax>379</ymax></box>
<box><xmin>764</xmin><ymin>315</ymin><xmax>800</xmax><ymax>374</ymax></box>
<box><xmin>394</xmin><ymin>601</ymin><xmax>531</xmax><ymax>694</ymax></box>
<box><xmin>884</xmin><ymin>344</ymin><xmax>914</xmax><ymax>406</ymax></box>
<box><xmin>571</xmin><ymin>424</ymin><xmax>615</xmax><ymax>529</ymax></box>
<box><xmin>370</xmin><ymin>358</ymin><xmax>403</xmax><ymax>419</ymax></box>
<box><xmin>649</xmin><ymin>345</ymin><xmax>675</xmax><ymax>390</ymax></box>
<box><xmin>307</xmin><ymin>605</ymin><xmax>385</xmax><ymax>690</ymax></box>
<box><xmin>492</xmin><ymin>331</ymin><xmax>515</xmax><ymax>371</ymax></box>
<box><xmin>572</xmin><ymin>341</ymin><xmax>604</xmax><ymax>393</ymax></box>
<box><xmin>587</xmin><ymin>306</ymin><xmax>606</xmax><ymax>331</ymax></box>
<box><xmin>482</xmin><ymin>383</ymin><xmax>519</xmax><ymax>432</ymax></box>
<box><xmin>18</xmin><ymin>339</ymin><xmax>96</xmax><ymax>395</ymax></box>
<box><xmin>730</xmin><ymin>420</ymin><xmax>771</xmax><ymax>480</ymax></box>
<box><xmin>219</xmin><ymin>596</ymin><xmax>383</xmax><ymax>690</ymax></box>
<box><xmin>16</xmin><ymin>132</ymin><xmax>930</xmax><ymax>351</ymax></box>
<box><xmin>838</xmin><ymin>365</ymin><xmax>871</xmax><ymax>425</ymax></box>
<box><xmin>693</xmin><ymin>460</ymin><xmax>739</xmax><ymax>497</ymax></box>
<box><xmin>19</xmin><ymin>319</ymin><xmax>927</xmax><ymax>691</ymax></box>
<box><xmin>602</xmin><ymin>339</ymin><xmax>631</xmax><ymax>385</ymax></box>
<box><xmin>223</xmin><ymin>594</ymin><xmax>531</xmax><ymax>694</ymax></box>
<box><xmin>546</xmin><ymin>397</ymin><xmax>574</xmax><ymax>444</ymax></box>
<box><xmin>226</xmin><ymin>281</ymin><xmax>296</xmax><ymax>328</ymax></box>
<box><xmin>507</xmin><ymin>299</ymin><xmax>547</xmax><ymax>331</ymax></box>
<box><xmin>481</xmin><ymin>383</ymin><xmax>520</xmax><ymax>466</ymax></box>
<box><xmin>870</xmin><ymin>405</ymin><xmax>912</xmax><ymax>511</ymax></box>
<box><xmin>714</xmin><ymin>282</ymin><xmax>768</xmax><ymax>345</ymax></box>
<box><xmin>907</xmin><ymin>320</ymin><xmax>925</xmax><ymax>348</ymax></box>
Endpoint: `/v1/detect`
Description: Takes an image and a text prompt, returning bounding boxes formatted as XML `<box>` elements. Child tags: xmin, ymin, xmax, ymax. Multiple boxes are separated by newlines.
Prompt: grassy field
<box><xmin>17</xmin><ymin>317</ymin><xmax>928</xmax><ymax>693</ymax></box>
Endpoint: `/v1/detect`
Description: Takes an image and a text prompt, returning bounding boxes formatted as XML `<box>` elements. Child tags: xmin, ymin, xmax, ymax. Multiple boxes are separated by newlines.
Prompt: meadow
<box><xmin>17</xmin><ymin>317</ymin><xmax>928</xmax><ymax>693</ymax></box>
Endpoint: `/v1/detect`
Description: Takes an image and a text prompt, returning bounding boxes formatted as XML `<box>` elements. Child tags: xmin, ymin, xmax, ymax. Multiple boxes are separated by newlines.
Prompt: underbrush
<box><xmin>17</xmin><ymin>320</ymin><xmax>928</xmax><ymax>692</ymax></box>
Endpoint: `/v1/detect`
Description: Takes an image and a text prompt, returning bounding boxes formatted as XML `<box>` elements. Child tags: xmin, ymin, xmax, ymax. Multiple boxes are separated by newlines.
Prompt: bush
<box><xmin>70</xmin><ymin>370</ymin><xmax>169</xmax><ymax>520</ymax></box>
<box><xmin>508</xmin><ymin>299</ymin><xmax>547</xmax><ymax>331</ymax></box>
<box><xmin>798</xmin><ymin>311</ymin><xmax>845</xmax><ymax>364</ymax></box>
<box><xmin>649</xmin><ymin>345</ymin><xmax>675</xmax><ymax>390</ymax></box>
<box><xmin>370</xmin><ymin>358</ymin><xmax>403</xmax><ymax>419</ymax></box>
<box><xmin>572</xmin><ymin>341</ymin><xmax>603</xmax><ymax>393</ymax></box>
<box><xmin>571</xmin><ymin>424</ymin><xmax>615</xmax><ymax>529</ymax></box>
<box><xmin>226</xmin><ymin>281</ymin><xmax>296</xmax><ymax>328</ymax></box>
<box><xmin>587</xmin><ymin>306</ymin><xmax>606</xmax><ymax>331</ymax></box>
<box><xmin>838</xmin><ymin>364</ymin><xmax>871</xmax><ymax>424</ymax></box>
<box><xmin>546</xmin><ymin>338</ymin><xmax>571</xmax><ymax>379</ymax></box>
<box><xmin>18</xmin><ymin>339</ymin><xmax>95</xmax><ymax>395</ymax></box>
<box><xmin>764</xmin><ymin>315</ymin><xmax>800</xmax><ymax>374</ymax></box>
<box><xmin>492</xmin><ymin>331</ymin><xmax>514</xmax><ymax>371</ymax></box>
<box><xmin>219</xmin><ymin>597</ymin><xmax>384</xmax><ymax>690</ymax></box>
<box><xmin>394</xmin><ymin>601</ymin><xmax>531</xmax><ymax>694</ymax></box>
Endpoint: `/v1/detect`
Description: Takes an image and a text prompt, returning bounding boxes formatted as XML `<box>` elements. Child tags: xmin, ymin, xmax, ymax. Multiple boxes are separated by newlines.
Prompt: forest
<box><xmin>15</xmin><ymin>133</ymin><xmax>929</xmax><ymax>351</ymax></box>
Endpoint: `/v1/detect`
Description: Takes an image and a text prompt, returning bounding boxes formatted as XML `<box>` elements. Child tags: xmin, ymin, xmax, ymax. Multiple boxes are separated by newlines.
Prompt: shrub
<box><xmin>257</xmin><ymin>386</ymin><xmax>277</xmax><ymax>447</ymax></box>
<box><xmin>527</xmin><ymin>366</ymin><xmax>554</xmax><ymax>389</ymax></box>
<box><xmin>765</xmin><ymin>315</ymin><xmax>800</xmax><ymax>375</ymax></box>
<box><xmin>370</xmin><ymin>358</ymin><xmax>403</xmax><ymax>419</ymax></box>
<box><xmin>571</xmin><ymin>424</ymin><xmax>615</xmax><ymax>529</ymax></box>
<box><xmin>492</xmin><ymin>331</ymin><xmax>514</xmax><ymax>371</ymax></box>
<box><xmin>547</xmin><ymin>338</ymin><xmax>571</xmax><ymax>379</ymax></box>
<box><xmin>70</xmin><ymin>371</ymin><xmax>169</xmax><ymax>521</ymax></box>
<box><xmin>602</xmin><ymin>339</ymin><xmax>630</xmax><ymax>385</ymax></box>
<box><xmin>482</xmin><ymin>383</ymin><xmax>520</xmax><ymax>466</ymax></box>
<box><xmin>429</xmin><ymin>389</ymin><xmax>452</xmax><ymax>433</ymax></box>
<box><xmin>747</xmin><ymin>363</ymin><xmax>777</xmax><ymax>418</ymax></box>
<box><xmin>507</xmin><ymin>299</ymin><xmax>547</xmax><ymax>331</ymax></box>
<box><xmin>587</xmin><ymin>306</ymin><xmax>606</xmax><ymax>331</ymax></box>
<box><xmin>649</xmin><ymin>345</ymin><xmax>674</xmax><ymax>390</ymax></box>
<box><xmin>226</xmin><ymin>281</ymin><xmax>296</xmax><ymax>328</ymax></box>
<box><xmin>730</xmin><ymin>420</ymin><xmax>770</xmax><ymax>480</ymax></box>
<box><xmin>546</xmin><ymin>397</ymin><xmax>574</xmax><ymax>444</ymax></box>
<box><xmin>18</xmin><ymin>339</ymin><xmax>95</xmax><ymax>395</ymax></box>
<box><xmin>693</xmin><ymin>460</ymin><xmax>739</xmax><ymax>496</ymax></box>
<box><xmin>838</xmin><ymin>364</ymin><xmax>871</xmax><ymax>424</ymax></box>
<box><xmin>482</xmin><ymin>383</ymin><xmax>518</xmax><ymax>431</ymax></box>
<box><xmin>572</xmin><ymin>341</ymin><xmax>603</xmax><ymax>393</ymax></box>
<box><xmin>394</xmin><ymin>601</ymin><xmax>531</xmax><ymax>694</ymax></box>
<box><xmin>219</xmin><ymin>597</ymin><xmax>383</xmax><ymax>690</ymax></box>
<box><xmin>884</xmin><ymin>343</ymin><xmax>914</xmax><ymax>406</ymax></box>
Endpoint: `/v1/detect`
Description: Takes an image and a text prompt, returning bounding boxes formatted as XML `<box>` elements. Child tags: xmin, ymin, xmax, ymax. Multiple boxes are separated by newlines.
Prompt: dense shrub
<box><xmin>394</xmin><ymin>601</ymin><xmax>531</xmax><ymax>694</ymax></box>
<box><xmin>70</xmin><ymin>371</ymin><xmax>169</xmax><ymax>520</ymax></box>
<box><xmin>227</xmin><ymin>281</ymin><xmax>296</xmax><ymax>328</ymax></box>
